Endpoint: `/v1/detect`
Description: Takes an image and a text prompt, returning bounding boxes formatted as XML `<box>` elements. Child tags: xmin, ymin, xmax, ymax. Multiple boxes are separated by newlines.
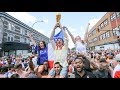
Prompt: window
<box><xmin>27</xmin><ymin>39</ymin><xmax>30</xmax><ymax>44</ymax></box>
<box><xmin>103</xmin><ymin>19</ymin><xmax>108</xmax><ymax>26</ymax></box>
<box><xmin>8</xmin><ymin>23</ymin><xmax>11</xmax><ymax>30</ymax></box>
<box><xmin>92</xmin><ymin>29</ymin><xmax>96</xmax><ymax>35</ymax></box>
<box><xmin>3</xmin><ymin>38</ymin><xmax>7</xmax><ymax>42</ymax></box>
<box><xmin>3</xmin><ymin>21</ymin><xmax>8</xmax><ymax>25</ymax></box>
<box><xmin>3</xmin><ymin>20</ymin><xmax>9</xmax><ymax>29</ymax></box>
<box><xmin>25</xmin><ymin>30</ymin><xmax>27</xmax><ymax>35</ymax></box>
<box><xmin>88</xmin><ymin>33</ymin><xmax>92</xmax><ymax>37</ymax></box>
<box><xmin>113</xmin><ymin>30</ymin><xmax>116</xmax><ymax>36</ymax></box>
<box><xmin>102</xmin><ymin>33</ymin><xmax>106</xmax><ymax>39</ymax></box>
<box><xmin>24</xmin><ymin>38</ymin><xmax>26</xmax><ymax>43</ymax></box>
<box><xmin>98</xmin><ymin>25</ymin><xmax>101</xmax><ymax>30</ymax></box>
<box><xmin>118</xmin><ymin>26</ymin><xmax>120</xmax><ymax>30</ymax></box>
<box><xmin>11</xmin><ymin>24</ymin><xmax>15</xmax><ymax>31</ymax></box>
<box><xmin>116</xmin><ymin>12</ymin><xmax>120</xmax><ymax>18</ymax></box>
<box><xmin>14</xmin><ymin>40</ymin><xmax>20</xmax><ymax>42</ymax></box>
<box><xmin>3</xmin><ymin>33</ymin><xmax>7</xmax><ymax>37</ymax></box>
<box><xmin>15</xmin><ymin>26</ymin><xmax>20</xmax><ymax>33</ymax></box>
<box><xmin>110</xmin><ymin>13</ymin><xmax>116</xmax><ymax>21</ymax></box>
<box><xmin>14</xmin><ymin>35</ymin><xmax>20</xmax><ymax>42</ymax></box>
<box><xmin>113</xmin><ymin>27</ymin><xmax>120</xmax><ymax>36</ymax></box>
<box><xmin>8</xmin><ymin>37</ymin><xmax>10</xmax><ymax>41</ymax></box>
<box><xmin>14</xmin><ymin>36</ymin><xmax>20</xmax><ymax>39</ymax></box>
<box><xmin>113</xmin><ymin>13</ymin><xmax>116</xmax><ymax>19</ymax></box>
<box><xmin>100</xmin><ymin>34</ymin><xmax>103</xmax><ymax>40</ymax></box>
<box><xmin>110</xmin><ymin>15</ymin><xmax>113</xmax><ymax>21</ymax></box>
<box><xmin>100</xmin><ymin>23</ymin><xmax>104</xmax><ymax>29</ymax></box>
<box><xmin>93</xmin><ymin>37</ymin><xmax>97</xmax><ymax>42</ymax></box>
<box><xmin>11</xmin><ymin>37</ymin><xmax>13</xmax><ymax>41</ymax></box>
<box><xmin>15</xmin><ymin>26</ymin><xmax>20</xmax><ymax>29</ymax></box>
<box><xmin>106</xmin><ymin>31</ymin><xmax>110</xmax><ymax>38</ymax></box>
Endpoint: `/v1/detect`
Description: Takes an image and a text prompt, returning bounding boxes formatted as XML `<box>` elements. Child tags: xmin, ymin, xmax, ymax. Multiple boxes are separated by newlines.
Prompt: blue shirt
<box><xmin>35</xmin><ymin>45</ymin><xmax>48</xmax><ymax>65</ymax></box>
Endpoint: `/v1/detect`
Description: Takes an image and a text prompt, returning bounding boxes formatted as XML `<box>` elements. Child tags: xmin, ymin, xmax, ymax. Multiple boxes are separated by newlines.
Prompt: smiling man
<box><xmin>74</xmin><ymin>57</ymin><xmax>96</xmax><ymax>78</ymax></box>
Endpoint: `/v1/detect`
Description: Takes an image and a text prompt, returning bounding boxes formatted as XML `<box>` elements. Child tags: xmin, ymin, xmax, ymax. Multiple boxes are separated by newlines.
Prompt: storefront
<box><xmin>2</xmin><ymin>42</ymin><xmax>30</xmax><ymax>56</ymax></box>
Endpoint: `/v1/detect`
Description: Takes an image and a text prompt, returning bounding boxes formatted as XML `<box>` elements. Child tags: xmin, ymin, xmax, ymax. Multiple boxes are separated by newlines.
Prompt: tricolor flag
<box><xmin>47</xmin><ymin>43</ymin><xmax>55</xmax><ymax>70</ymax></box>
<box><xmin>53</xmin><ymin>29</ymin><xmax>64</xmax><ymax>42</ymax></box>
<box><xmin>113</xmin><ymin>64</ymin><xmax>120</xmax><ymax>78</ymax></box>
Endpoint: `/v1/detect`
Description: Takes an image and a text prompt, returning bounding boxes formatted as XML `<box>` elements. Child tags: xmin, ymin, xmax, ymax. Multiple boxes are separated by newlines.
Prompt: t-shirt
<box><xmin>93</xmin><ymin>70</ymin><xmax>111</xmax><ymax>78</ymax></box>
<box><xmin>75</xmin><ymin>41</ymin><xmax>86</xmax><ymax>54</ymax></box>
<box><xmin>74</xmin><ymin>68</ymin><xmax>96</xmax><ymax>78</ymax></box>
<box><xmin>35</xmin><ymin>45</ymin><xmax>48</xmax><ymax>65</ymax></box>
<box><xmin>32</xmin><ymin>56</ymin><xmax>38</xmax><ymax>67</ymax></box>
<box><xmin>51</xmin><ymin>37</ymin><xmax>68</xmax><ymax>67</ymax></box>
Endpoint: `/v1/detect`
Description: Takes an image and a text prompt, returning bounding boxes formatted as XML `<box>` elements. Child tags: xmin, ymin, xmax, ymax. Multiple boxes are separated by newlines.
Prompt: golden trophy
<box><xmin>56</xmin><ymin>12</ymin><xmax>61</xmax><ymax>24</ymax></box>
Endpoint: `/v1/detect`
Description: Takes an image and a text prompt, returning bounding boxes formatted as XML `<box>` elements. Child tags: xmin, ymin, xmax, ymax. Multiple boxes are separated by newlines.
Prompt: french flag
<box><xmin>113</xmin><ymin>64</ymin><xmax>120</xmax><ymax>78</ymax></box>
<box><xmin>48</xmin><ymin>30</ymin><xmax>64</xmax><ymax>69</ymax></box>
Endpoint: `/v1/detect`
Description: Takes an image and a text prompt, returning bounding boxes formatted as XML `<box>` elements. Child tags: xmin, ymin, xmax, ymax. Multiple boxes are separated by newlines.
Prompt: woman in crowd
<box><xmin>29</xmin><ymin>34</ymin><xmax>48</xmax><ymax>66</ymax></box>
<box><xmin>48</xmin><ymin>62</ymin><xmax>62</xmax><ymax>78</ymax></box>
<box><xmin>29</xmin><ymin>33</ymin><xmax>49</xmax><ymax>76</ymax></box>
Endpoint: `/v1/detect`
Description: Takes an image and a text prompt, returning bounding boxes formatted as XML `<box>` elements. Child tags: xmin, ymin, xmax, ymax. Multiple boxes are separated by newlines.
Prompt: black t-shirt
<box><xmin>74</xmin><ymin>68</ymin><xmax>96</xmax><ymax>78</ymax></box>
<box><xmin>93</xmin><ymin>70</ymin><xmax>112</xmax><ymax>78</ymax></box>
<box><xmin>83</xmin><ymin>57</ymin><xmax>92</xmax><ymax>72</ymax></box>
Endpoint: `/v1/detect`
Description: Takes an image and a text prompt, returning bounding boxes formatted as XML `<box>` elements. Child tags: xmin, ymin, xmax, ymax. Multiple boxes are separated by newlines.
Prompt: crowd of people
<box><xmin>0</xmin><ymin>23</ymin><xmax>120</xmax><ymax>78</ymax></box>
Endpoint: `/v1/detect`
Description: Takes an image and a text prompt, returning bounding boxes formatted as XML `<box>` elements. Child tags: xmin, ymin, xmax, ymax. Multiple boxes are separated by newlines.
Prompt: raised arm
<box><xmin>59</xmin><ymin>23</ymin><xmax>69</xmax><ymax>48</ymax></box>
<box><xmin>28</xmin><ymin>33</ymin><xmax>37</xmax><ymax>46</ymax></box>
<box><xmin>50</xmin><ymin>24</ymin><xmax>58</xmax><ymax>40</ymax></box>
<box><xmin>59</xmin><ymin>24</ymin><xmax>68</xmax><ymax>39</ymax></box>
<box><xmin>64</xmin><ymin>27</ymin><xmax>75</xmax><ymax>44</ymax></box>
<box><xmin>50</xmin><ymin>23</ymin><xmax>58</xmax><ymax>49</ymax></box>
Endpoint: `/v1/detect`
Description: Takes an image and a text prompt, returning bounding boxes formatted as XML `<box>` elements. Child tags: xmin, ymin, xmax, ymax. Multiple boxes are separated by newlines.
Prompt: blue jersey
<box><xmin>35</xmin><ymin>45</ymin><xmax>48</xmax><ymax>65</ymax></box>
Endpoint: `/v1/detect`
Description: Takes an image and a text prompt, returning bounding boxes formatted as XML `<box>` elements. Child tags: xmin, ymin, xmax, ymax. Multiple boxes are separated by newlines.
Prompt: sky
<box><xmin>6</xmin><ymin>12</ymin><xmax>106</xmax><ymax>49</ymax></box>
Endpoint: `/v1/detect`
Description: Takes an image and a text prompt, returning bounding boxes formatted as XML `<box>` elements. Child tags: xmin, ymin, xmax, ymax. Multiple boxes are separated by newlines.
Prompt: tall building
<box><xmin>85</xmin><ymin>12</ymin><xmax>120</xmax><ymax>51</ymax></box>
<box><xmin>0</xmin><ymin>12</ymin><xmax>49</xmax><ymax>57</ymax></box>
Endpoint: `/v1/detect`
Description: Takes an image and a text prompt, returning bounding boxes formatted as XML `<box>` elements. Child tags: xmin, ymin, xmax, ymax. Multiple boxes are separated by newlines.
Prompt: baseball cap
<box><xmin>114</xmin><ymin>54</ymin><xmax>120</xmax><ymax>61</ymax></box>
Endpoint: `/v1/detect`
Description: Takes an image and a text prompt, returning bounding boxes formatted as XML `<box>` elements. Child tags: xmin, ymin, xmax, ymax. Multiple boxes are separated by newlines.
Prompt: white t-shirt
<box><xmin>75</xmin><ymin>41</ymin><xmax>86</xmax><ymax>54</ymax></box>
<box><xmin>50</xmin><ymin>37</ymin><xmax>68</xmax><ymax>67</ymax></box>
<box><xmin>32</xmin><ymin>56</ymin><xmax>38</xmax><ymax>67</ymax></box>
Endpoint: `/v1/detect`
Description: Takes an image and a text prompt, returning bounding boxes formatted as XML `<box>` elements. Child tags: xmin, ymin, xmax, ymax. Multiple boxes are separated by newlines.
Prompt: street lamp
<box><xmin>29</xmin><ymin>20</ymin><xmax>44</xmax><ymax>53</ymax></box>
<box><xmin>31</xmin><ymin>20</ymin><xmax>44</xmax><ymax>28</ymax></box>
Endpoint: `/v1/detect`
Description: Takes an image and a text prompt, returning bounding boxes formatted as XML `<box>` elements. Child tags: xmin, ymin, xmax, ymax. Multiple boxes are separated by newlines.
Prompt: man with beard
<box><xmin>73</xmin><ymin>57</ymin><xmax>96</xmax><ymax>78</ymax></box>
<box><xmin>93</xmin><ymin>58</ymin><xmax>111</xmax><ymax>78</ymax></box>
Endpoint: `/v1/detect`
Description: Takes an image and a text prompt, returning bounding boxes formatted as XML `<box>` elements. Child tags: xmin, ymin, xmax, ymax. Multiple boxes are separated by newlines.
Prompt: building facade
<box><xmin>85</xmin><ymin>12</ymin><xmax>120</xmax><ymax>51</ymax></box>
<box><xmin>0</xmin><ymin>12</ymin><xmax>49</xmax><ymax>57</ymax></box>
